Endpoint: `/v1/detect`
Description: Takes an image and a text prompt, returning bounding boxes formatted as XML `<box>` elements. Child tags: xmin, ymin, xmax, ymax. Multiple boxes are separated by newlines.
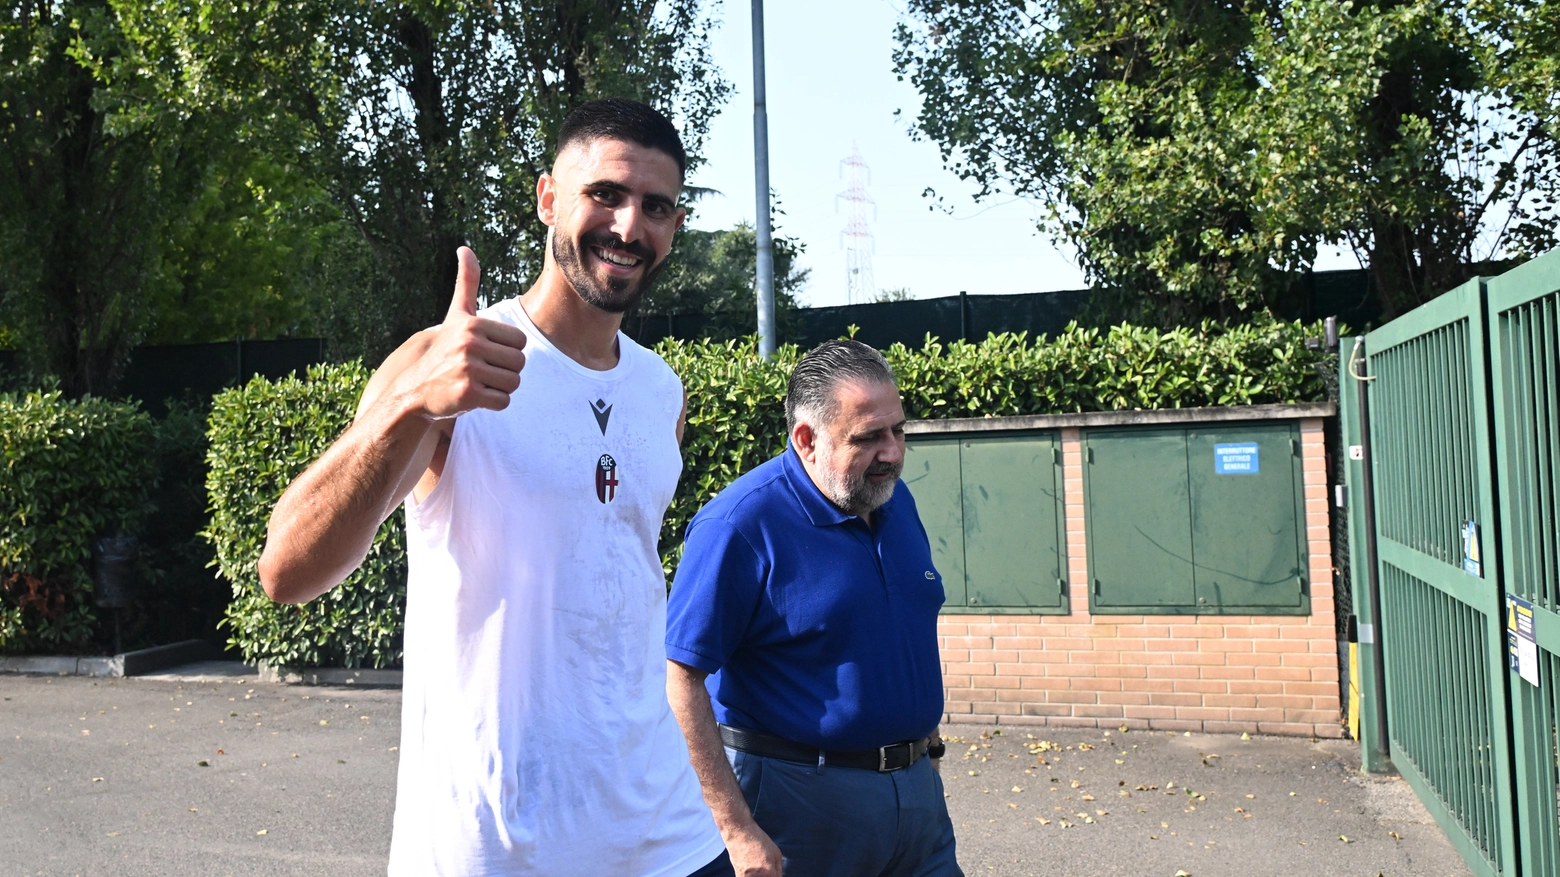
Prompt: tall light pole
<box><xmin>751</xmin><ymin>0</ymin><xmax>776</xmax><ymax>358</ymax></box>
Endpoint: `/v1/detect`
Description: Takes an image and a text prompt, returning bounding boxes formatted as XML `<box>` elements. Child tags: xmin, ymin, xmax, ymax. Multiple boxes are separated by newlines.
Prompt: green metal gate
<box><xmin>1349</xmin><ymin>248</ymin><xmax>1560</xmax><ymax>877</ymax></box>
<box><xmin>1488</xmin><ymin>254</ymin><xmax>1560</xmax><ymax>877</ymax></box>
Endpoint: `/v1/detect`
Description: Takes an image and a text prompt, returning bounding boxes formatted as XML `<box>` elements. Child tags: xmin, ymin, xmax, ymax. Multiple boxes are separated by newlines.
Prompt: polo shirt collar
<box><xmin>781</xmin><ymin>445</ymin><xmax>854</xmax><ymax>527</ymax></box>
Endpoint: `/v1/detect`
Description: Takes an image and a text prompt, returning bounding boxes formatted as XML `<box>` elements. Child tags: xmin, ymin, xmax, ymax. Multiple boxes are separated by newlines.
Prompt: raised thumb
<box><xmin>446</xmin><ymin>246</ymin><xmax>481</xmax><ymax>321</ymax></box>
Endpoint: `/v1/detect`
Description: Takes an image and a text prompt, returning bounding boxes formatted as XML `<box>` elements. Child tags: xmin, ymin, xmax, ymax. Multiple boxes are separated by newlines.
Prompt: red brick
<box><xmin>1020</xmin><ymin>703</ymin><xmax>1073</xmax><ymax>718</ymax></box>
<box><xmin>1227</xmin><ymin>653</ymin><xmax>1283</xmax><ymax>668</ymax></box>
<box><xmin>1282</xmin><ymin>653</ymin><xmax>1334</xmax><ymax>668</ymax></box>
<box><xmin>1175</xmin><ymin>706</ymin><xmax>1231</xmax><ymax>722</ymax></box>
<box><xmin>1255</xmin><ymin>639</ymin><xmax>1309</xmax><ymax>654</ymax></box>
<box><xmin>1229</xmin><ymin>707</ymin><xmax>1285</xmax><ymax>723</ymax></box>
<box><xmin>1284</xmin><ymin>681</ymin><xmax>1340</xmax><ymax>697</ymax></box>
<box><xmin>1145</xmin><ymin>664</ymin><xmax>1201</xmax><ymax>679</ymax></box>
<box><xmin>1096</xmin><ymin>664</ymin><xmax>1148</xmax><ymax>679</ymax></box>
<box><xmin>1173</xmin><ymin>679</ymin><xmax>1229</xmax><ymax>695</ymax></box>
<box><xmin>1204</xmin><ymin>694</ymin><xmax>1259</xmax><ymax>708</ymax></box>
<box><xmin>1229</xmin><ymin>680</ymin><xmax>1284</xmax><ymax>695</ymax></box>
<box><xmin>1148</xmin><ymin>693</ymin><xmax>1204</xmax><ymax>707</ymax></box>
<box><xmin>1200</xmin><ymin>638</ymin><xmax>1255</xmax><ymax>653</ymax></box>
<box><xmin>1203</xmin><ymin>720</ymin><xmax>1261</xmax><ymax>735</ymax></box>
<box><xmin>1146</xmin><ymin>638</ymin><xmax>1199</xmax><ymax>652</ymax></box>
<box><xmin>1075</xmin><ymin>704</ymin><xmax>1126</xmax><ymax>719</ymax></box>
<box><xmin>1122</xmin><ymin>705</ymin><xmax>1178</xmax><ymax>720</ymax></box>
<box><xmin>1200</xmin><ymin>666</ymin><xmax>1256</xmax><ymax>680</ymax></box>
<box><xmin>1257</xmin><ymin>722</ymin><xmax>1317</xmax><ymax>736</ymax></box>
<box><xmin>1046</xmin><ymin>690</ymin><xmax>1101</xmax><ymax>705</ymax></box>
<box><xmin>1171</xmin><ymin>652</ymin><xmax>1228</xmax><ymax>666</ymax></box>
<box><xmin>1098</xmin><ymin>691</ymin><xmax>1153</xmax><ymax>706</ymax></box>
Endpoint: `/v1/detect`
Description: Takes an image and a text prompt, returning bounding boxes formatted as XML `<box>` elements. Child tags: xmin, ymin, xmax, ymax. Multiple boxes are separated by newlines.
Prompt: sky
<box><xmin>681</xmin><ymin>0</ymin><xmax>1362</xmax><ymax>309</ymax></box>
<box><xmin>682</xmin><ymin>0</ymin><xmax>1086</xmax><ymax>308</ymax></box>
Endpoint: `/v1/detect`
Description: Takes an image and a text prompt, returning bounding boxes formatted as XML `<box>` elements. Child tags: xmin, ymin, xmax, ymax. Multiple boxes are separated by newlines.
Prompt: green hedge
<box><xmin>207</xmin><ymin>362</ymin><xmax>406</xmax><ymax>669</ymax></box>
<box><xmin>210</xmin><ymin>319</ymin><xmax>1332</xmax><ymax>667</ymax></box>
<box><xmin>0</xmin><ymin>391</ymin><xmax>157</xmax><ymax>653</ymax></box>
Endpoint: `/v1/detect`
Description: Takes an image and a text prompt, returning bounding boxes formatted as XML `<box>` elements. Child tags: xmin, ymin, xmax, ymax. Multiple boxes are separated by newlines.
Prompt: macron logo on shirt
<box><xmin>591</xmin><ymin>398</ymin><xmax>613</xmax><ymax>434</ymax></box>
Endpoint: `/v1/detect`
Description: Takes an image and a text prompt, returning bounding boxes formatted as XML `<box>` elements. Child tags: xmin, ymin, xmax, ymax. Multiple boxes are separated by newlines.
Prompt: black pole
<box><xmin>959</xmin><ymin>291</ymin><xmax>968</xmax><ymax>343</ymax></box>
<box><xmin>1355</xmin><ymin>338</ymin><xmax>1390</xmax><ymax>764</ymax></box>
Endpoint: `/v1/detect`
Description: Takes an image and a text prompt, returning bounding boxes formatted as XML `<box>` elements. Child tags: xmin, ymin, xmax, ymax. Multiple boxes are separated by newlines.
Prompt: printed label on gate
<box><xmin>1214</xmin><ymin>443</ymin><xmax>1260</xmax><ymax>474</ymax></box>
<box><xmin>1508</xmin><ymin>594</ymin><xmax>1540</xmax><ymax>688</ymax></box>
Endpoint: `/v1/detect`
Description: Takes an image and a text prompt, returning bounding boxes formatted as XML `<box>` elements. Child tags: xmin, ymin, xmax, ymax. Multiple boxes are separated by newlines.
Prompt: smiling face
<box><xmin>793</xmin><ymin>378</ymin><xmax>907</xmax><ymax>520</ymax></box>
<box><xmin>539</xmin><ymin>137</ymin><xmax>686</xmax><ymax>313</ymax></box>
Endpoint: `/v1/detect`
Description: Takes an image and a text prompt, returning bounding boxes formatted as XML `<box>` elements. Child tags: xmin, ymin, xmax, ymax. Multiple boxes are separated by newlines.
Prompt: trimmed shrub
<box><xmin>206</xmin><ymin>362</ymin><xmax>405</xmax><ymax>669</ymax></box>
<box><xmin>0</xmin><ymin>391</ymin><xmax>156</xmax><ymax>653</ymax></box>
<box><xmin>210</xmin><ymin>319</ymin><xmax>1332</xmax><ymax>667</ymax></box>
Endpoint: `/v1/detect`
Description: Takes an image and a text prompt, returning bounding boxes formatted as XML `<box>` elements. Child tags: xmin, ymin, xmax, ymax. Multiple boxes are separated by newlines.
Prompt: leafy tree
<box><xmin>0</xmin><ymin>2</ymin><xmax>345</xmax><ymax>394</ymax></box>
<box><xmin>894</xmin><ymin>0</ymin><xmax>1560</xmax><ymax>323</ymax></box>
<box><xmin>628</xmin><ymin>220</ymin><xmax>809</xmax><ymax>340</ymax></box>
<box><xmin>114</xmin><ymin>0</ymin><xmax>732</xmax><ymax>362</ymax></box>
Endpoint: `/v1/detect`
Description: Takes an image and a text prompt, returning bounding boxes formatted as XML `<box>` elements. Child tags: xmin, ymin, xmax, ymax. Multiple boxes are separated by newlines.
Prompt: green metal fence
<box><xmin>1349</xmin><ymin>248</ymin><xmax>1560</xmax><ymax>876</ymax></box>
<box><xmin>1358</xmin><ymin>278</ymin><xmax>1515</xmax><ymax>877</ymax></box>
<box><xmin>1488</xmin><ymin>253</ymin><xmax>1560</xmax><ymax>877</ymax></box>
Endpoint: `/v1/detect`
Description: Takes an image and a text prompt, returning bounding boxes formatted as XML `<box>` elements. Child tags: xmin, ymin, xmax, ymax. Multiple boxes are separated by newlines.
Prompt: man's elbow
<box><xmin>257</xmin><ymin>545</ymin><xmax>317</xmax><ymax>604</ymax></box>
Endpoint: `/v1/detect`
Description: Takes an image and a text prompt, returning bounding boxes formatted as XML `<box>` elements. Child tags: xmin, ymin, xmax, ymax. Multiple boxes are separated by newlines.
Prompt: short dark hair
<box><xmin>556</xmin><ymin>98</ymin><xmax>687</xmax><ymax>178</ymax></box>
<box><xmin>786</xmin><ymin>340</ymin><xmax>897</xmax><ymax>433</ymax></box>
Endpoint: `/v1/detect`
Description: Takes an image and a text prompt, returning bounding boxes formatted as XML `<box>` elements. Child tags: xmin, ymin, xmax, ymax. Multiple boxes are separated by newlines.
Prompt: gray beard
<box><xmin>817</xmin><ymin>461</ymin><xmax>902</xmax><ymax>518</ymax></box>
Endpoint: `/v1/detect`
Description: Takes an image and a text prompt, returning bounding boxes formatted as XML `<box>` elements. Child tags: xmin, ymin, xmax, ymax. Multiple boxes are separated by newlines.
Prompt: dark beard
<box><xmin>551</xmin><ymin>229</ymin><xmax>666</xmax><ymax>314</ymax></box>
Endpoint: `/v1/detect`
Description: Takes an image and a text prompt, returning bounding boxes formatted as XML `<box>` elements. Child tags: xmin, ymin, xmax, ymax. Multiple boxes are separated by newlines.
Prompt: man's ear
<box><xmin>792</xmin><ymin>421</ymin><xmax>819</xmax><ymax>464</ymax></box>
<box><xmin>536</xmin><ymin>173</ymin><xmax>558</xmax><ymax>226</ymax></box>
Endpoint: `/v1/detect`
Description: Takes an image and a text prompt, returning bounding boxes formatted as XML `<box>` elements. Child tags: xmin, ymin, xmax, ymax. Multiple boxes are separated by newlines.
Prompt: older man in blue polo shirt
<box><xmin>666</xmin><ymin>340</ymin><xmax>960</xmax><ymax>877</ymax></box>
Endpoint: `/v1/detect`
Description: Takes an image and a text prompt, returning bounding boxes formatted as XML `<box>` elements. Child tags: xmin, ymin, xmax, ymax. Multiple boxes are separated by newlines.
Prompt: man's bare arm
<box><xmin>257</xmin><ymin>248</ymin><xmax>526</xmax><ymax>604</ymax></box>
<box><xmin>666</xmin><ymin>660</ymin><xmax>782</xmax><ymax>877</ymax></box>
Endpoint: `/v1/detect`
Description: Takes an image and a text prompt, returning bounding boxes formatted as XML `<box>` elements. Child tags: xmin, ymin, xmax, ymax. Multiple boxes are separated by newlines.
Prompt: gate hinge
<box><xmin>1053</xmin><ymin>447</ymin><xmax>1062</xmax><ymax>466</ymax></box>
<box><xmin>1093</xmin><ymin>578</ymin><xmax>1101</xmax><ymax>596</ymax></box>
<box><xmin>1086</xmin><ymin>447</ymin><xmax>1094</xmax><ymax>464</ymax></box>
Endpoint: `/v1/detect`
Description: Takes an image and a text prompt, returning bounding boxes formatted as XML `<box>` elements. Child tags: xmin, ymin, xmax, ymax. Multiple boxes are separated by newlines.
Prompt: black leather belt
<box><xmin>719</xmin><ymin>723</ymin><xmax>931</xmax><ymax>772</ymax></box>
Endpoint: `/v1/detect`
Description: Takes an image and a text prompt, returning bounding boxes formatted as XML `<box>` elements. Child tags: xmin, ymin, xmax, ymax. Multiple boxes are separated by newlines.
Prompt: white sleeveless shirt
<box><xmin>389</xmin><ymin>298</ymin><xmax>723</xmax><ymax>876</ymax></box>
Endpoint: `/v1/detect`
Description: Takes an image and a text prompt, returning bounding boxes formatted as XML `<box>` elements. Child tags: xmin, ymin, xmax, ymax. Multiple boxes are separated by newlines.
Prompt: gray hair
<box><xmin>785</xmin><ymin>340</ymin><xmax>897</xmax><ymax>433</ymax></box>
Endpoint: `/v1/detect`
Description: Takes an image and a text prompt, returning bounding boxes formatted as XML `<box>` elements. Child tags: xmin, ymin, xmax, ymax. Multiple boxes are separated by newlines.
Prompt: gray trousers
<box><xmin>727</xmin><ymin>748</ymin><xmax>963</xmax><ymax>877</ymax></box>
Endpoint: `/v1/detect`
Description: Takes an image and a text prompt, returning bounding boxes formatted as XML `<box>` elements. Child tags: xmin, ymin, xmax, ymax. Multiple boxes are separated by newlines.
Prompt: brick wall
<box><xmin>939</xmin><ymin>417</ymin><xmax>1342</xmax><ymax>738</ymax></box>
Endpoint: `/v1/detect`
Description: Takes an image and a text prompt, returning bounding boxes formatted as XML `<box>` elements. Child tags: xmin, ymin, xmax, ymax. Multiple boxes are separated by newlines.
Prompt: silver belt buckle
<box><xmin>878</xmin><ymin>745</ymin><xmax>892</xmax><ymax>772</ymax></box>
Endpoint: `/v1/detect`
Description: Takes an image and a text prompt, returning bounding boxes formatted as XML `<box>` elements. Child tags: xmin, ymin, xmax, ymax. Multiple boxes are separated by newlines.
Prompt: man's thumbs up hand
<box><xmin>447</xmin><ymin>246</ymin><xmax>482</xmax><ymax>321</ymax></box>
<box><xmin>409</xmin><ymin>247</ymin><xmax>527</xmax><ymax>420</ymax></box>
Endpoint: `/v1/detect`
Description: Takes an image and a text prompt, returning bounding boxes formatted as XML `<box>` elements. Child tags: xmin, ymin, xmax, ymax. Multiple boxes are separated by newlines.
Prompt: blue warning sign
<box><xmin>1214</xmin><ymin>443</ymin><xmax>1260</xmax><ymax>475</ymax></box>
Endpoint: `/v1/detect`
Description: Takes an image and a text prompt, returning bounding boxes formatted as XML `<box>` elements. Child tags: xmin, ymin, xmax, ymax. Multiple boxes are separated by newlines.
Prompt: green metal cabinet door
<box><xmin>1084</xmin><ymin>428</ymin><xmax>1196</xmax><ymax>611</ymax></box>
<box><xmin>903</xmin><ymin>438</ymin><xmax>966</xmax><ymax>608</ymax></box>
<box><xmin>1186</xmin><ymin>424</ymin><xmax>1308</xmax><ymax>612</ymax></box>
<box><xmin>960</xmin><ymin>434</ymin><xmax>1067</xmax><ymax>612</ymax></box>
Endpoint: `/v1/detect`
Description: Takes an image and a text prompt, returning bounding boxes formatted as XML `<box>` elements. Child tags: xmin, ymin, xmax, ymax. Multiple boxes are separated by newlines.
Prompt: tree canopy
<box><xmin>895</xmin><ymin>0</ymin><xmax>1560</xmax><ymax>324</ymax></box>
<box><xmin>1</xmin><ymin>1</ymin><xmax>733</xmax><ymax>392</ymax></box>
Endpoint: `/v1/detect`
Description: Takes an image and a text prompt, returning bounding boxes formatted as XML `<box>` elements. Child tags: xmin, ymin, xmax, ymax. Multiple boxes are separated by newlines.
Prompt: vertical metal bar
<box><xmin>751</xmin><ymin>0</ymin><xmax>775</xmax><ymax>359</ymax></box>
<box><xmin>1355</xmin><ymin>338</ymin><xmax>1391</xmax><ymax>769</ymax></box>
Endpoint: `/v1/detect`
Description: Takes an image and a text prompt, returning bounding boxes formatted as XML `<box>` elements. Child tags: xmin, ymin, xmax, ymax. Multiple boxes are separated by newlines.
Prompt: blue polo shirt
<box><xmin>665</xmin><ymin>447</ymin><xmax>946</xmax><ymax>751</ymax></box>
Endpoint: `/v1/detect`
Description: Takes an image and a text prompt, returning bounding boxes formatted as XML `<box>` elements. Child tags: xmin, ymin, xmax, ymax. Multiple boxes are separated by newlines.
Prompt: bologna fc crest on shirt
<box><xmin>596</xmin><ymin>453</ymin><xmax>619</xmax><ymax>504</ymax></box>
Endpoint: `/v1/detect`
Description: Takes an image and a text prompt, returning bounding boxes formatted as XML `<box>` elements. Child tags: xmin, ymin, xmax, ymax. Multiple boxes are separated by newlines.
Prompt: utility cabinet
<box><xmin>904</xmin><ymin>431</ymin><xmax>1068</xmax><ymax>613</ymax></box>
<box><xmin>1083</xmin><ymin>422</ymin><xmax>1309</xmax><ymax>614</ymax></box>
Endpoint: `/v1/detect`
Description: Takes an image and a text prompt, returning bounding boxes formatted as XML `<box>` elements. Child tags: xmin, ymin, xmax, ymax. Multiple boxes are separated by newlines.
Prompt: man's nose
<box><xmin>610</xmin><ymin>203</ymin><xmax>645</xmax><ymax>243</ymax></box>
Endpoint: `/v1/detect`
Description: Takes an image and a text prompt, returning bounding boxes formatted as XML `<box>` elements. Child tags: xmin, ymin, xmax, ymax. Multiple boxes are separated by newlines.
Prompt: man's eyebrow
<box><xmin>583</xmin><ymin>179</ymin><xmax>679</xmax><ymax>209</ymax></box>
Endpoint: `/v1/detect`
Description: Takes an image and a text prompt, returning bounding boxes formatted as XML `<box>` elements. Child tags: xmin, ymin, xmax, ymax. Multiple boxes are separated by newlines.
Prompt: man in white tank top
<box><xmin>257</xmin><ymin>99</ymin><xmax>729</xmax><ymax>877</ymax></box>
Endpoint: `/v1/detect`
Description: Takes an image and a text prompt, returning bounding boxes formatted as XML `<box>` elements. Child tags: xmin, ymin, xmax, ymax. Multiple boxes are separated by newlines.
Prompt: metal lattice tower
<box><xmin>836</xmin><ymin>143</ymin><xmax>876</xmax><ymax>304</ymax></box>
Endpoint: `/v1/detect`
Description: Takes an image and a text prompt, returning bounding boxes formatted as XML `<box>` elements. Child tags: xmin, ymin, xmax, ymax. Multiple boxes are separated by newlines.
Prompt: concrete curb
<box><xmin>257</xmin><ymin>661</ymin><xmax>402</xmax><ymax>688</ymax></box>
<box><xmin>0</xmin><ymin>639</ymin><xmax>220</xmax><ymax>678</ymax></box>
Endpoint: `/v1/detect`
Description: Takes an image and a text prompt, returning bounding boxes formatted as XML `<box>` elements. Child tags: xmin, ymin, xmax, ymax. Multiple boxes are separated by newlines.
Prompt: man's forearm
<box><xmin>258</xmin><ymin>400</ymin><xmax>435</xmax><ymax>604</ymax></box>
<box><xmin>666</xmin><ymin>660</ymin><xmax>758</xmax><ymax>834</ymax></box>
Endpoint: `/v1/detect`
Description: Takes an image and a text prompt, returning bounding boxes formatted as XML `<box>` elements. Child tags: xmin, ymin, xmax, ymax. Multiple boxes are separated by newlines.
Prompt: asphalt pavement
<box><xmin>2</xmin><ymin>670</ymin><xmax>1471</xmax><ymax>877</ymax></box>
